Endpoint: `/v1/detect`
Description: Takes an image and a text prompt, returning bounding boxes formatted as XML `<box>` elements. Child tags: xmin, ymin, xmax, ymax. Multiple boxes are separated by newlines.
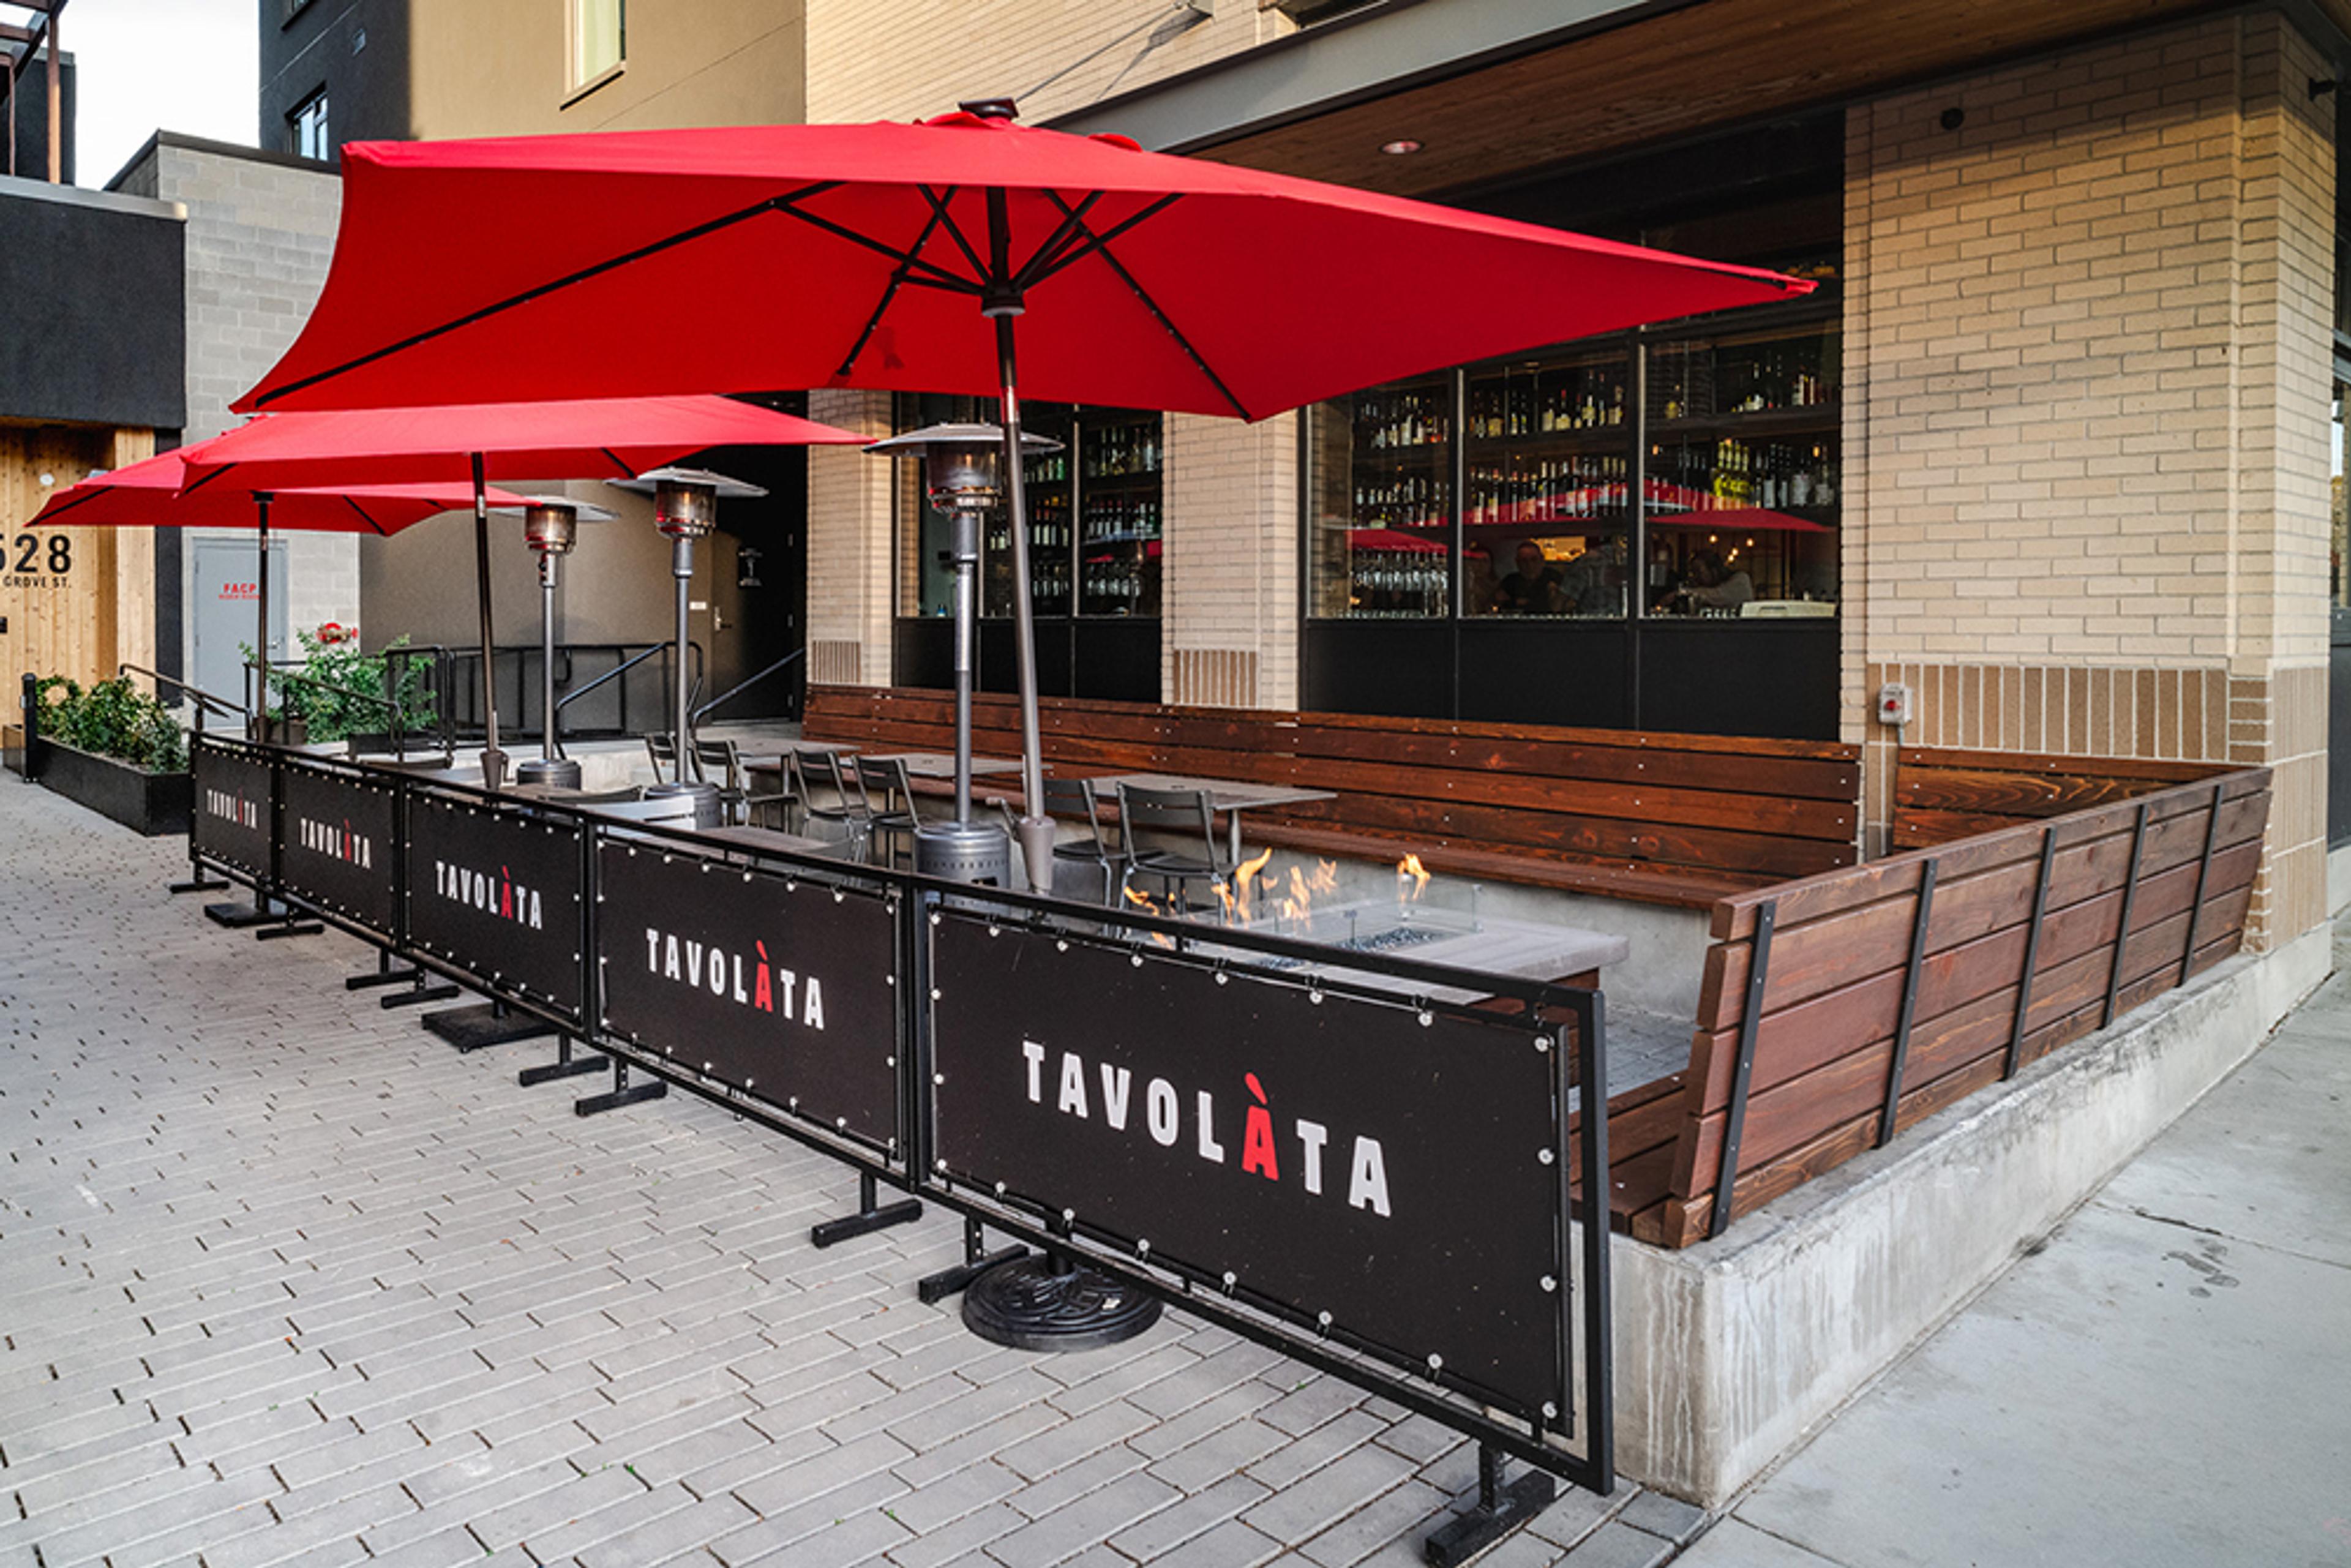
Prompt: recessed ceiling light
<box><xmin>1381</xmin><ymin>139</ymin><xmax>1423</xmax><ymax>156</ymax></box>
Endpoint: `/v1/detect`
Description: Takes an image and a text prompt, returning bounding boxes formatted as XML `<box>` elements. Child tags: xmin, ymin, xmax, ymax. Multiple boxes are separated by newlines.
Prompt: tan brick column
<box><xmin>1163</xmin><ymin>411</ymin><xmax>1300</xmax><ymax>710</ymax></box>
<box><xmin>804</xmin><ymin>388</ymin><xmax>896</xmax><ymax>688</ymax></box>
<box><xmin>1843</xmin><ymin>12</ymin><xmax>2334</xmax><ymax>947</ymax></box>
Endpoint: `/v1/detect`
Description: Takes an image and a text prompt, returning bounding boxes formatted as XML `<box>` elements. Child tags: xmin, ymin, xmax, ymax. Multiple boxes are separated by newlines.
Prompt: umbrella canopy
<box><xmin>233</xmin><ymin>111</ymin><xmax>1812</xmax><ymax>419</ymax></box>
<box><xmin>32</xmin><ymin>447</ymin><xmax>528</xmax><ymax>533</ymax></box>
<box><xmin>182</xmin><ymin>393</ymin><xmax>864</xmax><ymax>491</ymax></box>
<box><xmin>230</xmin><ymin>102</ymin><xmax>1811</xmax><ymax>885</ymax></box>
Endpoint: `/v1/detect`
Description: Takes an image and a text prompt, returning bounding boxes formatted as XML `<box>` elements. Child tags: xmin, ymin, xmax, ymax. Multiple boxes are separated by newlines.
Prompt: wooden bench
<box><xmin>1892</xmin><ymin>746</ymin><xmax>2229</xmax><ymax>848</ymax></box>
<box><xmin>803</xmin><ymin>685</ymin><xmax>1862</xmax><ymax>910</ymax></box>
<box><xmin>1610</xmin><ymin>760</ymin><xmax>2272</xmax><ymax>1246</ymax></box>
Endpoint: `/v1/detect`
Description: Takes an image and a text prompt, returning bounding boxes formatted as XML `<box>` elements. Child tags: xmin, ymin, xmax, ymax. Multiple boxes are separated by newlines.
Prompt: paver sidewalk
<box><xmin>1675</xmin><ymin>913</ymin><xmax>2351</xmax><ymax>1568</ymax></box>
<box><xmin>0</xmin><ymin>782</ymin><xmax>1674</xmax><ymax>1567</ymax></box>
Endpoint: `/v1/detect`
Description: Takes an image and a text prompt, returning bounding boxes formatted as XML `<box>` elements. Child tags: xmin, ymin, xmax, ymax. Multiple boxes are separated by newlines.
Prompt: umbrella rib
<box><xmin>253</xmin><ymin>181</ymin><xmax>847</xmax><ymax>408</ymax></box>
<box><xmin>835</xmin><ymin>201</ymin><xmax>953</xmax><ymax>380</ymax></box>
<box><xmin>1007</xmin><ymin>190</ymin><xmax>1107</xmax><ymax>296</ymax></box>
<box><xmin>1039</xmin><ymin>192</ymin><xmax>1248</xmax><ymax>420</ymax></box>
<box><xmin>599</xmin><ymin>446</ymin><xmax>635</xmax><ymax>477</ymax></box>
<box><xmin>915</xmin><ymin>184</ymin><xmax>992</xmax><ymax>287</ymax></box>
<box><xmin>772</xmin><ymin>198</ymin><xmax>982</xmax><ymax>293</ymax></box>
<box><xmin>1026</xmin><ymin>193</ymin><xmax>1182</xmax><ymax>289</ymax></box>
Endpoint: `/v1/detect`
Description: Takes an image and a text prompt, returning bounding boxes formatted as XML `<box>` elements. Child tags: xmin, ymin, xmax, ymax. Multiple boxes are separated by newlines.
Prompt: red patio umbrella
<box><xmin>230</xmin><ymin>101</ymin><xmax>1812</xmax><ymax>884</ymax></box>
<box><xmin>33</xmin><ymin>446</ymin><xmax>528</xmax><ymax>734</ymax></box>
<box><xmin>177</xmin><ymin>394</ymin><xmax>866</xmax><ymax>787</ymax></box>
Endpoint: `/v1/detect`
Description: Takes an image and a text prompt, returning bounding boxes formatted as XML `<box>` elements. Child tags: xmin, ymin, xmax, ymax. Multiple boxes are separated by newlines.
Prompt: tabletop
<box><xmin>866</xmin><ymin>751</ymin><xmax>1023</xmax><ymax>780</ymax></box>
<box><xmin>687</xmin><ymin>823</ymin><xmax>852</xmax><ymax>859</ymax></box>
<box><xmin>1098</xmin><ymin>771</ymin><xmax>1338</xmax><ymax>811</ymax></box>
<box><xmin>740</xmin><ymin>738</ymin><xmax>860</xmax><ymax>769</ymax></box>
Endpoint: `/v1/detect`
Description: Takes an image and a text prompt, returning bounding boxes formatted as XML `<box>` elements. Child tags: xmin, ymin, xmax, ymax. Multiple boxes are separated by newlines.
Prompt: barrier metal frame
<box><xmin>187</xmin><ymin>733</ymin><xmax>1614</xmax><ymax>1510</ymax></box>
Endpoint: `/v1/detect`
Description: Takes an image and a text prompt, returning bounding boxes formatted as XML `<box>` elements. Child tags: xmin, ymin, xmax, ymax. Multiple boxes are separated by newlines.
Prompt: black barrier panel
<box><xmin>192</xmin><ymin>743</ymin><xmax>273</xmax><ymax>879</ymax></box>
<box><xmin>596</xmin><ymin>841</ymin><xmax>900</xmax><ymax>1153</ymax></box>
<box><xmin>277</xmin><ymin>762</ymin><xmax>400</xmax><ymax>938</ymax></box>
<box><xmin>929</xmin><ymin>916</ymin><xmax>1566</xmax><ymax>1416</ymax></box>
<box><xmin>407</xmin><ymin>793</ymin><xmax>587</xmax><ymax>1023</ymax></box>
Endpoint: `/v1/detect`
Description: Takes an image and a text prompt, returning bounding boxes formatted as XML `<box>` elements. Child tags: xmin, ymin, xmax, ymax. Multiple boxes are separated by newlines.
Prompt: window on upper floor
<box><xmin>569</xmin><ymin>0</ymin><xmax>626</xmax><ymax>94</ymax></box>
<box><xmin>288</xmin><ymin>89</ymin><xmax>329</xmax><ymax>161</ymax></box>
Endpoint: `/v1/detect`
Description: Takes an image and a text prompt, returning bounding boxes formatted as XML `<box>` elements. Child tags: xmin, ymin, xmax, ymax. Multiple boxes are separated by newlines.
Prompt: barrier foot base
<box><xmin>347</xmin><ymin>956</ymin><xmax>421</xmax><ymax>991</ymax></box>
<box><xmin>381</xmin><ymin>976</ymin><xmax>461</xmax><ymax>1010</ymax></box>
<box><xmin>169</xmin><ymin>876</ymin><xmax>228</xmax><ymax>894</ymax></box>
<box><xmin>961</xmin><ymin>1253</ymin><xmax>1161</xmax><ymax>1352</ymax></box>
<box><xmin>204</xmin><ymin>899</ymin><xmax>277</xmax><ymax>928</ymax></box>
<box><xmin>919</xmin><ymin>1219</ymin><xmax>1029</xmax><ymax>1304</ymax></box>
<box><xmin>1423</xmin><ymin>1450</ymin><xmax>1555</xmax><ymax>1568</ymax></box>
<box><xmin>423</xmin><ymin>1001</ymin><xmax>554</xmax><ymax>1052</ymax></box>
<box><xmin>519</xmin><ymin>1036</ymin><xmax>604</xmax><ymax>1087</ymax></box>
<box><xmin>254</xmin><ymin>920</ymin><xmax>325</xmax><ymax>940</ymax></box>
<box><xmin>812</xmin><ymin>1172</ymin><xmax>923</xmax><ymax>1249</ymax></box>
<box><xmin>576</xmin><ymin>1060</ymin><xmax>666</xmax><ymax>1117</ymax></box>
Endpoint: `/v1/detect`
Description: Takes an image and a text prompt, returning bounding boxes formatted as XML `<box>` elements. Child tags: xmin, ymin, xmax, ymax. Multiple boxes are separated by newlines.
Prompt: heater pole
<box><xmin>471</xmin><ymin>452</ymin><xmax>505</xmax><ymax>789</ymax></box>
<box><xmin>540</xmin><ymin>550</ymin><xmax>560</xmax><ymax>765</ymax></box>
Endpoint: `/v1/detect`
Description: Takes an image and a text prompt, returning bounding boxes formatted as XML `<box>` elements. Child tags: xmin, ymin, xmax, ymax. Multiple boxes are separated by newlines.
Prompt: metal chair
<box><xmin>692</xmin><ymin>737</ymin><xmax>771</xmax><ymax>825</ymax></box>
<box><xmin>1042</xmin><ymin>776</ymin><xmax>1122</xmax><ymax>905</ymax></box>
<box><xmin>748</xmin><ymin>750</ymin><xmax>810</xmax><ymax>833</ymax></box>
<box><xmin>644</xmin><ymin>732</ymin><xmax>679</xmax><ymax>785</ymax></box>
<box><xmin>1115</xmin><ymin>783</ymin><xmax>1231</xmax><ymax>913</ymax></box>
<box><xmin>801</xmin><ymin>749</ymin><xmax>872</xmax><ymax>860</ymax></box>
<box><xmin>853</xmin><ymin>756</ymin><xmax>922</xmax><ymax>868</ymax></box>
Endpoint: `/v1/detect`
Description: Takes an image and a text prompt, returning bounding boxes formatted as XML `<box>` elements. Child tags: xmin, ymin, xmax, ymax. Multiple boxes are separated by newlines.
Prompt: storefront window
<box><xmin>1305</xmin><ymin>373</ymin><xmax>1455</xmax><ymax>617</ymax></box>
<box><xmin>1644</xmin><ymin>321</ymin><xmax>1840</xmax><ymax>618</ymax></box>
<box><xmin>1465</xmin><ymin>347</ymin><xmax>1630</xmax><ymax>618</ymax></box>
<box><xmin>1077</xmin><ymin>411</ymin><xmax>1161</xmax><ymax>617</ymax></box>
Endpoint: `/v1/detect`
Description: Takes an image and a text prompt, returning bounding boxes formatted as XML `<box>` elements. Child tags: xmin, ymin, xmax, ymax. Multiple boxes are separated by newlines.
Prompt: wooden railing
<box><xmin>1618</xmin><ymin>764</ymin><xmax>2270</xmax><ymax>1247</ymax></box>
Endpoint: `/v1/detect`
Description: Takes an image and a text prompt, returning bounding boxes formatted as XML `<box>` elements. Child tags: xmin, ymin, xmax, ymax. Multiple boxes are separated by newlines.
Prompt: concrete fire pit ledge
<box><xmin>1611</xmin><ymin>919</ymin><xmax>2333</xmax><ymax>1507</ymax></box>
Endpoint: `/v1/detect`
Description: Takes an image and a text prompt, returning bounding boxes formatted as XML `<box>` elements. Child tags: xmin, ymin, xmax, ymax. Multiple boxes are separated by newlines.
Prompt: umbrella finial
<box><xmin>958</xmin><ymin>97</ymin><xmax>1019</xmax><ymax>122</ymax></box>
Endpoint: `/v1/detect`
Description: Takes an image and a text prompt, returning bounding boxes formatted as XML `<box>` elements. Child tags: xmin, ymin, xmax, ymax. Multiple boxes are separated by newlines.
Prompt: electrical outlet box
<box><xmin>1877</xmin><ymin>682</ymin><xmax>1912</xmax><ymax>727</ymax></box>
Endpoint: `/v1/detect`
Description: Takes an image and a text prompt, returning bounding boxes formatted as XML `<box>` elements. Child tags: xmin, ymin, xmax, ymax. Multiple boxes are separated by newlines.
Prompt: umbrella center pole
<box><xmin>471</xmin><ymin>460</ymin><xmax>507</xmax><ymax>790</ymax></box>
<box><xmin>990</xmin><ymin>304</ymin><xmax>1056</xmax><ymax>893</ymax></box>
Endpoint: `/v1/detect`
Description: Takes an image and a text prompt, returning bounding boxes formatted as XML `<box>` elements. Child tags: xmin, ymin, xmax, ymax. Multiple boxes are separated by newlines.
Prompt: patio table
<box><xmin>1098</xmin><ymin>771</ymin><xmax>1338</xmax><ymax>865</ymax></box>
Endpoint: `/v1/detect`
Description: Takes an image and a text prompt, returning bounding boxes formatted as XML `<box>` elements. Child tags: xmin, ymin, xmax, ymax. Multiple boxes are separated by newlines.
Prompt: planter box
<box><xmin>36</xmin><ymin>741</ymin><xmax>193</xmax><ymax>836</ymax></box>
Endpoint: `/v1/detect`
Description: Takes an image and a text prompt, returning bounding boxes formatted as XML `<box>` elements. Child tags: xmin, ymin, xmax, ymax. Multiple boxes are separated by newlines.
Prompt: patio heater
<box><xmin>615</xmin><ymin>465</ymin><xmax>765</xmax><ymax>825</ymax></box>
<box><xmin>505</xmin><ymin>495</ymin><xmax>614</xmax><ymax>789</ymax></box>
<box><xmin>864</xmin><ymin>423</ymin><xmax>1059</xmax><ymax>885</ymax></box>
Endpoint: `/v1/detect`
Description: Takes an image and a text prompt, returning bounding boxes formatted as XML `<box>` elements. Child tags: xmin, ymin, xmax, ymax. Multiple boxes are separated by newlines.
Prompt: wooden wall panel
<box><xmin>1</xmin><ymin>424</ymin><xmax>152</xmax><ymax>694</ymax></box>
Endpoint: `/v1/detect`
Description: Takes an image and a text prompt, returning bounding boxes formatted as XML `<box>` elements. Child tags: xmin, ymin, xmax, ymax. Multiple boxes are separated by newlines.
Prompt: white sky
<box><xmin>34</xmin><ymin>0</ymin><xmax>257</xmax><ymax>189</ymax></box>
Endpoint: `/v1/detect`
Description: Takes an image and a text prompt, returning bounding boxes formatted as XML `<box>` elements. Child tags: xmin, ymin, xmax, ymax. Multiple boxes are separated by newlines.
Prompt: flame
<box><xmin>1397</xmin><ymin>853</ymin><xmax>1431</xmax><ymax>902</ymax></box>
<box><xmin>1122</xmin><ymin>883</ymin><xmax>1176</xmax><ymax>948</ymax></box>
<box><xmin>1217</xmin><ymin>846</ymin><xmax>1277</xmax><ymax>926</ymax></box>
<box><xmin>1275</xmin><ymin>858</ymin><xmax>1340</xmax><ymax>932</ymax></box>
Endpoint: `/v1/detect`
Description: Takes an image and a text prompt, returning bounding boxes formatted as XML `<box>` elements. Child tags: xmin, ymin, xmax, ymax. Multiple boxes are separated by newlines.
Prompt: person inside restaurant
<box><xmin>1657</xmin><ymin>548</ymin><xmax>1754</xmax><ymax>615</ymax></box>
<box><xmin>1492</xmin><ymin>539</ymin><xmax>1565</xmax><ymax>614</ymax></box>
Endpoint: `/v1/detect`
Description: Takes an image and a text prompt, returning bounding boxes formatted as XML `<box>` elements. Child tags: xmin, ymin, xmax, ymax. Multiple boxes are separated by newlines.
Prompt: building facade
<box><xmin>253</xmin><ymin>0</ymin><xmax>2350</xmax><ymax>953</ymax></box>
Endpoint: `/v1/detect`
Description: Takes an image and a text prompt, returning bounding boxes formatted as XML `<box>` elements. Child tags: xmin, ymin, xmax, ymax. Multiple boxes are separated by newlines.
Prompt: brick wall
<box><xmin>805</xmin><ymin>388</ymin><xmax>897</xmax><ymax>687</ymax></box>
<box><xmin>1164</xmin><ymin>410</ymin><xmax>1299</xmax><ymax>708</ymax></box>
<box><xmin>135</xmin><ymin>141</ymin><xmax>358</xmax><ymax>670</ymax></box>
<box><xmin>804</xmin><ymin>0</ymin><xmax>1286</xmax><ymax>127</ymax></box>
<box><xmin>1846</xmin><ymin>13</ymin><xmax>2335</xmax><ymax>946</ymax></box>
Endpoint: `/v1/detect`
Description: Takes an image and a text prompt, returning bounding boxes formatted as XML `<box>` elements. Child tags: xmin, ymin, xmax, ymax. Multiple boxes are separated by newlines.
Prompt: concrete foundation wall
<box><xmin>1610</xmin><ymin>923</ymin><xmax>2334</xmax><ymax>1505</ymax></box>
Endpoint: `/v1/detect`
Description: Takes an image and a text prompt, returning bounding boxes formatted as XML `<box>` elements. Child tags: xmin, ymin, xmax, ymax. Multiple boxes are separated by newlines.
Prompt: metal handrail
<box><xmin>253</xmin><ymin>656</ymin><xmax>435</xmax><ymax>756</ymax></box>
<box><xmin>118</xmin><ymin>663</ymin><xmax>244</xmax><ymax>722</ymax></box>
<box><xmin>546</xmin><ymin>640</ymin><xmax>701</xmax><ymax>757</ymax></box>
<box><xmin>691</xmin><ymin>647</ymin><xmax>805</xmax><ymax>725</ymax></box>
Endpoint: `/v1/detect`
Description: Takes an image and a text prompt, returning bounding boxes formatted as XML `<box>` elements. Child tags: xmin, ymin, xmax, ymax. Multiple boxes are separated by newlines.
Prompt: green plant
<box><xmin>250</xmin><ymin>631</ymin><xmax>437</xmax><ymax>745</ymax></box>
<box><xmin>35</xmin><ymin>676</ymin><xmax>187</xmax><ymax>772</ymax></box>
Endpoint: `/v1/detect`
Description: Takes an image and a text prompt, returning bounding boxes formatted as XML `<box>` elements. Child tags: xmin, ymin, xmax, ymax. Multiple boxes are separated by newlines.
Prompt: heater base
<box><xmin>961</xmin><ymin>1256</ymin><xmax>1161</xmax><ymax>1352</ymax></box>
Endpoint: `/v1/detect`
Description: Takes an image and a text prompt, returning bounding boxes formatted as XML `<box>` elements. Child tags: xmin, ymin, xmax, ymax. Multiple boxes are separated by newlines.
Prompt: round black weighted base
<box><xmin>516</xmin><ymin>756</ymin><xmax>582</xmax><ymax>789</ymax></box>
<box><xmin>961</xmin><ymin>1256</ymin><xmax>1162</xmax><ymax>1352</ymax></box>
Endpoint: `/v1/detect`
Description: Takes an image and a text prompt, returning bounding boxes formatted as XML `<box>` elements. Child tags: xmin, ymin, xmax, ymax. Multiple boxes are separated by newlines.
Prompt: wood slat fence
<box><xmin>1612</xmin><ymin>762</ymin><xmax>2270</xmax><ymax>1247</ymax></box>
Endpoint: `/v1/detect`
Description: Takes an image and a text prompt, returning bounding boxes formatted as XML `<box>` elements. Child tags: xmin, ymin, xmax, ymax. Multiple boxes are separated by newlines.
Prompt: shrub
<box><xmin>35</xmin><ymin>676</ymin><xmax>187</xmax><ymax>772</ymax></box>
<box><xmin>252</xmin><ymin>630</ymin><xmax>437</xmax><ymax>745</ymax></box>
